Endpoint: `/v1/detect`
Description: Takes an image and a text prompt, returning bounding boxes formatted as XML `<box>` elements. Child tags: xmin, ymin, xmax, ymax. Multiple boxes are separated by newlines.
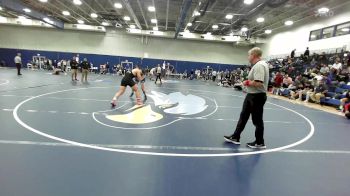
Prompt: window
<box><xmin>309</xmin><ymin>21</ymin><xmax>350</xmax><ymax>41</ymax></box>
<box><xmin>322</xmin><ymin>26</ymin><xmax>335</xmax><ymax>38</ymax></box>
<box><xmin>336</xmin><ymin>22</ymin><xmax>350</xmax><ymax>36</ymax></box>
<box><xmin>309</xmin><ymin>30</ymin><xmax>321</xmax><ymax>41</ymax></box>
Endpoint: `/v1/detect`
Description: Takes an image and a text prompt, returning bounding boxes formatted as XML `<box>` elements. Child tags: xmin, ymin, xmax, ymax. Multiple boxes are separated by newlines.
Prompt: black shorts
<box><xmin>121</xmin><ymin>74</ymin><xmax>136</xmax><ymax>87</ymax></box>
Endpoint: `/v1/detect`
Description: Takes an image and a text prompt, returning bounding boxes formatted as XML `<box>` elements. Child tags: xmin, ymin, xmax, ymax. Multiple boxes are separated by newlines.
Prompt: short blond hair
<box><xmin>248</xmin><ymin>47</ymin><xmax>263</xmax><ymax>57</ymax></box>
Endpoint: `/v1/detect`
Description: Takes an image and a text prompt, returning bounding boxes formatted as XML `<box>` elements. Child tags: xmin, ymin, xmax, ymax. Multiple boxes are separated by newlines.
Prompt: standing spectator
<box><xmin>62</xmin><ymin>60</ymin><xmax>67</xmax><ymax>72</ymax></box>
<box><xmin>80</xmin><ymin>58</ymin><xmax>90</xmax><ymax>83</ymax></box>
<box><xmin>304</xmin><ymin>47</ymin><xmax>310</xmax><ymax>57</ymax></box>
<box><xmin>106</xmin><ymin>62</ymin><xmax>110</xmax><ymax>74</ymax></box>
<box><xmin>212</xmin><ymin>70</ymin><xmax>217</xmax><ymax>82</ymax></box>
<box><xmin>155</xmin><ymin>64</ymin><xmax>162</xmax><ymax>84</ymax></box>
<box><xmin>76</xmin><ymin>54</ymin><xmax>80</xmax><ymax>63</ymax></box>
<box><xmin>71</xmin><ymin>56</ymin><xmax>78</xmax><ymax>81</ymax></box>
<box><xmin>291</xmin><ymin>49</ymin><xmax>296</xmax><ymax>59</ymax></box>
<box><xmin>14</xmin><ymin>53</ymin><xmax>22</xmax><ymax>75</ymax></box>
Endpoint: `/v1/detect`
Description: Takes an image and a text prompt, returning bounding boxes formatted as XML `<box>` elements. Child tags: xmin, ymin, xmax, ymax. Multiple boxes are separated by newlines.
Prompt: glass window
<box><xmin>322</xmin><ymin>26</ymin><xmax>335</xmax><ymax>39</ymax></box>
<box><xmin>336</xmin><ymin>22</ymin><xmax>350</xmax><ymax>36</ymax></box>
<box><xmin>309</xmin><ymin>30</ymin><xmax>321</xmax><ymax>41</ymax></box>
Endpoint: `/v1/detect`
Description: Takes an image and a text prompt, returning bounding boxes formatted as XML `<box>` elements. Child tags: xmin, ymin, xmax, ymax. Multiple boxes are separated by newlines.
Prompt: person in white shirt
<box><xmin>212</xmin><ymin>70</ymin><xmax>217</xmax><ymax>82</ymax></box>
<box><xmin>331</xmin><ymin>58</ymin><xmax>342</xmax><ymax>73</ymax></box>
<box><xmin>14</xmin><ymin>53</ymin><xmax>22</xmax><ymax>75</ymax></box>
<box><xmin>224</xmin><ymin>47</ymin><xmax>269</xmax><ymax>149</ymax></box>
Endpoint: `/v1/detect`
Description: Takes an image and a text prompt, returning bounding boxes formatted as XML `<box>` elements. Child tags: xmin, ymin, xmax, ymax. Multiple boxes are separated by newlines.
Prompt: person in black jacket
<box><xmin>304</xmin><ymin>47</ymin><xmax>310</xmax><ymax>57</ymax></box>
<box><xmin>71</xmin><ymin>56</ymin><xmax>78</xmax><ymax>81</ymax></box>
<box><xmin>80</xmin><ymin>58</ymin><xmax>90</xmax><ymax>83</ymax></box>
<box><xmin>291</xmin><ymin>49</ymin><xmax>296</xmax><ymax>59</ymax></box>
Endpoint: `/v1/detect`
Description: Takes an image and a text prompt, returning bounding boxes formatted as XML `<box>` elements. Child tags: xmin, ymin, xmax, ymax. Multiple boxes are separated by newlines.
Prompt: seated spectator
<box><xmin>339</xmin><ymin>90</ymin><xmax>350</xmax><ymax>110</ymax></box>
<box><xmin>290</xmin><ymin>76</ymin><xmax>304</xmax><ymax>99</ymax></box>
<box><xmin>308</xmin><ymin>79</ymin><xmax>328</xmax><ymax>104</ymax></box>
<box><xmin>272</xmin><ymin>72</ymin><xmax>283</xmax><ymax>94</ymax></box>
<box><xmin>344</xmin><ymin>103</ymin><xmax>350</xmax><ymax>119</ymax></box>
<box><xmin>319</xmin><ymin>63</ymin><xmax>330</xmax><ymax>74</ymax></box>
<box><xmin>331</xmin><ymin>58</ymin><xmax>342</xmax><ymax>73</ymax></box>
<box><xmin>282</xmin><ymin>74</ymin><xmax>293</xmax><ymax>88</ymax></box>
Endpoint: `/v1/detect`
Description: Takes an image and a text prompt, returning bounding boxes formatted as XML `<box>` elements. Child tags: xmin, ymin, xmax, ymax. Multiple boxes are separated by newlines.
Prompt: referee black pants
<box><xmin>16</xmin><ymin>63</ymin><xmax>21</xmax><ymax>75</ymax></box>
<box><xmin>233</xmin><ymin>93</ymin><xmax>267</xmax><ymax>144</ymax></box>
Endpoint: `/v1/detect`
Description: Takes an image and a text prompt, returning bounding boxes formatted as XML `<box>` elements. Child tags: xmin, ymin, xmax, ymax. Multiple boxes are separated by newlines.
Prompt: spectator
<box><xmin>291</xmin><ymin>49</ymin><xmax>296</xmax><ymax>59</ymax></box>
<box><xmin>309</xmin><ymin>79</ymin><xmax>328</xmax><ymax>104</ymax></box>
<box><xmin>332</xmin><ymin>58</ymin><xmax>342</xmax><ymax>73</ymax></box>
<box><xmin>71</xmin><ymin>56</ymin><xmax>78</xmax><ymax>81</ymax></box>
<box><xmin>80</xmin><ymin>58</ymin><xmax>90</xmax><ymax>83</ymax></box>
<box><xmin>282</xmin><ymin>74</ymin><xmax>293</xmax><ymax>88</ymax></box>
<box><xmin>304</xmin><ymin>47</ymin><xmax>310</xmax><ymax>57</ymax></box>
<box><xmin>345</xmin><ymin>103</ymin><xmax>350</xmax><ymax>119</ymax></box>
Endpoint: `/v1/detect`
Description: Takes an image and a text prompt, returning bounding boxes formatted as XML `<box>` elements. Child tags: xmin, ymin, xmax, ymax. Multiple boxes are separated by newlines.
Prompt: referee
<box><xmin>224</xmin><ymin>47</ymin><xmax>269</xmax><ymax>149</ymax></box>
<box><xmin>14</xmin><ymin>53</ymin><xmax>22</xmax><ymax>76</ymax></box>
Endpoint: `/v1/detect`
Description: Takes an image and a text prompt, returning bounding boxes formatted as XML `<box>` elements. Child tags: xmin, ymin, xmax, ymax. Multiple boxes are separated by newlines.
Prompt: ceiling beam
<box><xmin>136</xmin><ymin>0</ymin><xmax>149</xmax><ymax>29</ymax></box>
<box><xmin>165</xmin><ymin>0</ymin><xmax>170</xmax><ymax>30</ymax></box>
<box><xmin>174</xmin><ymin>0</ymin><xmax>193</xmax><ymax>39</ymax></box>
<box><xmin>121</xmin><ymin>0</ymin><xmax>142</xmax><ymax>29</ymax></box>
<box><xmin>151</xmin><ymin>0</ymin><xmax>158</xmax><ymax>29</ymax></box>
<box><xmin>55</xmin><ymin>0</ymin><xmax>92</xmax><ymax>23</ymax></box>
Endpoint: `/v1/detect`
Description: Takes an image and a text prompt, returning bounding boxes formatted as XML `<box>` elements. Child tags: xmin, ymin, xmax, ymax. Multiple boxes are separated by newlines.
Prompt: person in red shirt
<box><xmin>345</xmin><ymin>103</ymin><xmax>350</xmax><ymax>119</ymax></box>
<box><xmin>272</xmin><ymin>72</ymin><xmax>283</xmax><ymax>94</ymax></box>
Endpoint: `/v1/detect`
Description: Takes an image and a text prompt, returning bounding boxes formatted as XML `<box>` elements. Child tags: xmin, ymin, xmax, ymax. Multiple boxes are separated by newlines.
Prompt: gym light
<box><xmin>187</xmin><ymin>22</ymin><xmax>192</xmax><ymax>26</ymax></box>
<box><xmin>194</xmin><ymin>11</ymin><xmax>200</xmax><ymax>16</ymax></box>
<box><xmin>342</xmin><ymin>28</ymin><xmax>350</xmax><ymax>32</ymax></box>
<box><xmin>225</xmin><ymin>14</ymin><xmax>233</xmax><ymax>19</ymax></box>
<box><xmin>123</xmin><ymin>16</ymin><xmax>131</xmax><ymax>21</ymax></box>
<box><xmin>114</xmin><ymin>3</ymin><xmax>123</xmax><ymax>9</ymax></box>
<box><xmin>130</xmin><ymin>24</ymin><xmax>136</xmax><ymax>29</ymax></box>
<box><xmin>77</xmin><ymin>19</ymin><xmax>84</xmax><ymax>24</ymax></box>
<box><xmin>241</xmin><ymin>27</ymin><xmax>248</xmax><ymax>32</ymax></box>
<box><xmin>73</xmin><ymin>0</ymin><xmax>82</xmax><ymax>5</ymax></box>
<box><xmin>39</xmin><ymin>0</ymin><xmax>48</xmax><ymax>2</ymax></box>
<box><xmin>90</xmin><ymin>13</ymin><xmax>98</xmax><ymax>18</ymax></box>
<box><xmin>265</xmin><ymin>29</ymin><xmax>272</xmax><ymax>34</ymax></box>
<box><xmin>244</xmin><ymin>0</ymin><xmax>254</xmax><ymax>5</ymax></box>
<box><xmin>0</xmin><ymin>6</ymin><xmax>2</xmax><ymax>11</ymax></box>
<box><xmin>318</xmin><ymin>7</ymin><xmax>329</xmax><ymax>14</ymax></box>
<box><xmin>23</xmin><ymin>8</ymin><xmax>31</xmax><ymax>13</ymax></box>
<box><xmin>151</xmin><ymin>19</ymin><xmax>157</xmax><ymax>23</ymax></box>
<box><xmin>102</xmin><ymin>22</ymin><xmax>109</xmax><ymax>26</ymax></box>
<box><xmin>285</xmin><ymin>20</ymin><xmax>293</xmax><ymax>26</ymax></box>
<box><xmin>153</xmin><ymin>26</ymin><xmax>158</xmax><ymax>31</ymax></box>
<box><xmin>256</xmin><ymin>17</ymin><xmax>264</xmax><ymax>23</ymax></box>
<box><xmin>148</xmin><ymin>6</ymin><xmax>155</xmax><ymax>12</ymax></box>
<box><xmin>62</xmin><ymin>11</ymin><xmax>70</xmax><ymax>16</ymax></box>
<box><xmin>212</xmin><ymin>25</ymin><xmax>218</xmax><ymax>29</ymax></box>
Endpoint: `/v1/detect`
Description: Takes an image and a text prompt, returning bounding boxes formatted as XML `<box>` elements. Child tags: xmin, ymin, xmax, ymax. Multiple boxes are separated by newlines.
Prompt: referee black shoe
<box><xmin>247</xmin><ymin>141</ymin><xmax>266</xmax><ymax>149</ymax></box>
<box><xmin>224</xmin><ymin>136</ymin><xmax>240</xmax><ymax>144</ymax></box>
